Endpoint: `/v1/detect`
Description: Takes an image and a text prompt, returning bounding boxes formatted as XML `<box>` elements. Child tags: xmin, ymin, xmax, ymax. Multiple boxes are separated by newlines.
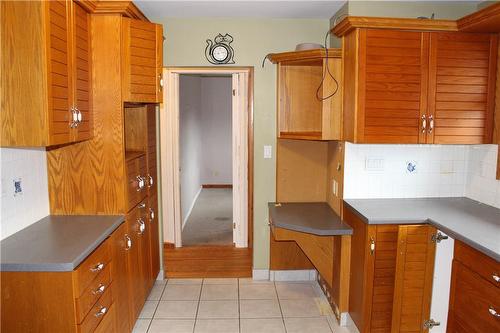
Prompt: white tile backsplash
<box><xmin>0</xmin><ymin>148</ymin><xmax>49</xmax><ymax>240</ymax></box>
<box><xmin>344</xmin><ymin>143</ymin><xmax>500</xmax><ymax>209</ymax></box>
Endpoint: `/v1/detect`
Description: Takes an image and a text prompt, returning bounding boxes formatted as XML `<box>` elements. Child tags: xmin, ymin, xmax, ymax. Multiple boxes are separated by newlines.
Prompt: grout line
<box><xmin>274</xmin><ymin>281</ymin><xmax>288</xmax><ymax>333</ymax></box>
<box><xmin>192</xmin><ymin>279</ymin><xmax>203</xmax><ymax>333</ymax></box>
<box><xmin>237</xmin><ymin>278</ymin><xmax>241</xmax><ymax>333</ymax></box>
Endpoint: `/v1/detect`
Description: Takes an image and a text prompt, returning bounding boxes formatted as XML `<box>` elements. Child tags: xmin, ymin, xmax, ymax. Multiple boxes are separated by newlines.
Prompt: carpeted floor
<box><xmin>181</xmin><ymin>188</ymin><xmax>233</xmax><ymax>246</ymax></box>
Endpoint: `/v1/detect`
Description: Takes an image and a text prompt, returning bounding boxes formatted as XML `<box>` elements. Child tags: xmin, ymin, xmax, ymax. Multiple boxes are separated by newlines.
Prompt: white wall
<box><xmin>200</xmin><ymin>76</ymin><xmax>232</xmax><ymax>185</ymax></box>
<box><xmin>0</xmin><ymin>148</ymin><xmax>50</xmax><ymax>240</ymax></box>
<box><xmin>344</xmin><ymin>143</ymin><xmax>500</xmax><ymax>209</ymax></box>
<box><xmin>179</xmin><ymin>75</ymin><xmax>203</xmax><ymax>223</ymax></box>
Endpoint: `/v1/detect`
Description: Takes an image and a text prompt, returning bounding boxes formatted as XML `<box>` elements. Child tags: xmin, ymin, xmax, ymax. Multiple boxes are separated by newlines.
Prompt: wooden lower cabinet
<box><xmin>343</xmin><ymin>205</ymin><xmax>437</xmax><ymax>333</ymax></box>
<box><xmin>447</xmin><ymin>241</ymin><xmax>500</xmax><ymax>333</ymax></box>
<box><xmin>1</xmin><ymin>220</ymin><xmax>156</xmax><ymax>333</ymax></box>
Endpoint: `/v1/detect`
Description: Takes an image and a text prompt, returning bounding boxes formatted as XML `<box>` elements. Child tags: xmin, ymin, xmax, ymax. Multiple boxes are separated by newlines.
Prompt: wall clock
<box><xmin>205</xmin><ymin>33</ymin><xmax>235</xmax><ymax>65</ymax></box>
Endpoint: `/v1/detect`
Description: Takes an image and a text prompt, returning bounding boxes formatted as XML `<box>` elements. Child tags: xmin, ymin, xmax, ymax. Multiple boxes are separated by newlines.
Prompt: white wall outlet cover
<box><xmin>365</xmin><ymin>157</ymin><xmax>384</xmax><ymax>171</ymax></box>
<box><xmin>264</xmin><ymin>145</ymin><xmax>272</xmax><ymax>159</ymax></box>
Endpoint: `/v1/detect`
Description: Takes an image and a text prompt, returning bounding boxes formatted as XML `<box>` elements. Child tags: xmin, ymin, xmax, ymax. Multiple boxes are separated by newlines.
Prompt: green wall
<box><xmin>150</xmin><ymin>17</ymin><xmax>330</xmax><ymax>269</ymax></box>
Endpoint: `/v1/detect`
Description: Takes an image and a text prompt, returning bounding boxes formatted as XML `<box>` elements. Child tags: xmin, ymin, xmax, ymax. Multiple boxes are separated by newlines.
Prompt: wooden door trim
<box><xmin>160</xmin><ymin>67</ymin><xmax>254</xmax><ymax>251</ymax></box>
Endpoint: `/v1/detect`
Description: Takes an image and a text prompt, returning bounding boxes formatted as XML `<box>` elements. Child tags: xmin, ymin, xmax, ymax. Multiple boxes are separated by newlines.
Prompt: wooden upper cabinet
<box><xmin>270</xmin><ymin>49</ymin><xmax>343</xmax><ymax>140</ymax></box>
<box><xmin>427</xmin><ymin>32</ymin><xmax>498</xmax><ymax>144</ymax></box>
<box><xmin>0</xmin><ymin>0</ymin><xmax>92</xmax><ymax>147</ymax></box>
<box><xmin>336</xmin><ymin>19</ymin><xmax>498</xmax><ymax>145</ymax></box>
<box><xmin>122</xmin><ymin>18</ymin><xmax>164</xmax><ymax>103</ymax></box>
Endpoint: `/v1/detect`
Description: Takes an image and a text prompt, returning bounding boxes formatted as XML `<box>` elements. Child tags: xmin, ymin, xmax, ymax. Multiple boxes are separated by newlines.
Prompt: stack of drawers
<box><xmin>448</xmin><ymin>241</ymin><xmax>500</xmax><ymax>332</ymax></box>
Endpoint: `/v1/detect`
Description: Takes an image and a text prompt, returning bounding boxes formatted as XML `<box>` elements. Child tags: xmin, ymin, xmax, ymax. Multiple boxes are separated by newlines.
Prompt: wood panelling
<box><xmin>458</xmin><ymin>2</ymin><xmax>500</xmax><ymax>33</ymax></box>
<box><xmin>453</xmin><ymin>240</ymin><xmax>500</xmax><ymax>289</ymax></box>
<box><xmin>48</xmin><ymin>15</ymin><xmax>126</xmax><ymax>215</ymax></box>
<box><xmin>391</xmin><ymin>225</ymin><xmax>436</xmax><ymax>333</ymax></box>
<box><xmin>1</xmin><ymin>271</ymin><xmax>76</xmax><ymax>332</ymax></box>
<box><xmin>164</xmin><ymin>244</ymin><xmax>252</xmax><ymax>278</ymax></box>
<box><xmin>276</xmin><ymin>139</ymin><xmax>328</xmax><ymax>202</ymax></box>
<box><xmin>270</xmin><ymin>235</ymin><xmax>314</xmax><ymax>270</ymax></box>
<box><xmin>149</xmin><ymin>192</ymin><xmax>161</xmax><ymax>281</ymax></box>
<box><xmin>326</xmin><ymin>141</ymin><xmax>344</xmax><ymax>217</ymax></box>
<box><xmin>428</xmin><ymin>32</ymin><xmax>498</xmax><ymax>144</ymax></box>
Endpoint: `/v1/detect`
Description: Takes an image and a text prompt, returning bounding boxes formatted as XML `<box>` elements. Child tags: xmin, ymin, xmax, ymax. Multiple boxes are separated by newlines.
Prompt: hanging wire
<box><xmin>316</xmin><ymin>29</ymin><xmax>339</xmax><ymax>101</ymax></box>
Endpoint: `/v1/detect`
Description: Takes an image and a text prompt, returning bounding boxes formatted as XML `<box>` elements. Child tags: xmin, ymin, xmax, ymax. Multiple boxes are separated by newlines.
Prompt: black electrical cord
<box><xmin>316</xmin><ymin>29</ymin><xmax>339</xmax><ymax>101</ymax></box>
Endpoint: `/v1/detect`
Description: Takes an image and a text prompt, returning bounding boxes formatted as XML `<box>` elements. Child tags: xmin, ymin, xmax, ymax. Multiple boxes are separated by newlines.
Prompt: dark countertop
<box><xmin>1</xmin><ymin>215</ymin><xmax>125</xmax><ymax>272</ymax></box>
<box><xmin>344</xmin><ymin>197</ymin><xmax>500</xmax><ymax>261</ymax></box>
<box><xmin>268</xmin><ymin>202</ymin><xmax>353</xmax><ymax>236</ymax></box>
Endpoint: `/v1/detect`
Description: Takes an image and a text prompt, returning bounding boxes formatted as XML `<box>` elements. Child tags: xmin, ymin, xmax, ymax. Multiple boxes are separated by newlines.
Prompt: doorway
<box><xmin>160</xmin><ymin>67</ymin><xmax>253</xmax><ymax>277</ymax></box>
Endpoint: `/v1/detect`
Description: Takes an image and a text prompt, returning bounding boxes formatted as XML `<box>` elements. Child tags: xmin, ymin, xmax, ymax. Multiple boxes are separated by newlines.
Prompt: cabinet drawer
<box><xmin>450</xmin><ymin>261</ymin><xmax>500</xmax><ymax>333</ymax></box>
<box><xmin>74</xmin><ymin>239</ymin><xmax>111</xmax><ymax>297</ymax></box>
<box><xmin>454</xmin><ymin>241</ymin><xmax>500</xmax><ymax>288</ymax></box>
<box><xmin>75</xmin><ymin>263</ymin><xmax>112</xmax><ymax>323</ymax></box>
<box><xmin>77</xmin><ymin>285</ymin><xmax>113</xmax><ymax>333</ymax></box>
<box><xmin>93</xmin><ymin>303</ymin><xmax>116</xmax><ymax>333</ymax></box>
<box><xmin>126</xmin><ymin>154</ymin><xmax>147</xmax><ymax>212</ymax></box>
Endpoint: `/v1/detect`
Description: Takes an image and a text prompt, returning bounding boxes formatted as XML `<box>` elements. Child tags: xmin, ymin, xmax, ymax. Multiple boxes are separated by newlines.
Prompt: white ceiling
<box><xmin>135</xmin><ymin>1</ymin><xmax>347</xmax><ymax>19</ymax></box>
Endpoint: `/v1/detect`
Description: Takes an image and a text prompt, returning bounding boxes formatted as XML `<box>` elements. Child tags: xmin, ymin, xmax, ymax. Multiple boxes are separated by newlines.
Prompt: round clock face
<box><xmin>212</xmin><ymin>44</ymin><xmax>229</xmax><ymax>62</ymax></box>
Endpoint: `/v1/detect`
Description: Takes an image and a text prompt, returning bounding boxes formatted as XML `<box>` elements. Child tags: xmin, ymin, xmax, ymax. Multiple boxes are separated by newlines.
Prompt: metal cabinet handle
<box><xmin>92</xmin><ymin>284</ymin><xmax>106</xmax><ymax>295</ymax></box>
<box><xmin>94</xmin><ymin>306</ymin><xmax>107</xmax><ymax>318</ymax></box>
<box><xmin>136</xmin><ymin>176</ymin><xmax>145</xmax><ymax>191</ymax></box>
<box><xmin>125</xmin><ymin>235</ymin><xmax>132</xmax><ymax>250</ymax></box>
<box><xmin>90</xmin><ymin>262</ymin><xmax>105</xmax><ymax>272</ymax></box>
<box><xmin>421</xmin><ymin>115</ymin><xmax>427</xmax><ymax>133</ymax></box>
<box><xmin>159</xmin><ymin>74</ymin><xmax>164</xmax><ymax>91</ymax></box>
<box><xmin>138</xmin><ymin>218</ymin><xmax>146</xmax><ymax>234</ymax></box>
<box><xmin>428</xmin><ymin>115</ymin><xmax>434</xmax><ymax>134</ymax></box>
<box><xmin>138</xmin><ymin>202</ymin><xmax>146</xmax><ymax>209</ymax></box>
<box><xmin>70</xmin><ymin>107</ymin><xmax>78</xmax><ymax>128</ymax></box>
<box><xmin>489</xmin><ymin>306</ymin><xmax>500</xmax><ymax>318</ymax></box>
<box><xmin>369</xmin><ymin>237</ymin><xmax>375</xmax><ymax>255</ymax></box>
<box><xmin>493</xmin><ymin>274</ymin><xmax>500</xmax><ymax>283</ymax></box>
<box><xmin>148</xmin><ymin>175</ymin><xmax>154</xmax><ymax>187</ymax></box>
<box><xmin>149</xmin><ymin>208</ymin><xmax>155</xmax><ymax>220</ymax></box>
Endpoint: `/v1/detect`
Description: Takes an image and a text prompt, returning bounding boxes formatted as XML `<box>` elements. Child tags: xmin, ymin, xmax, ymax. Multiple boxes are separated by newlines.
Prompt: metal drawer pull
<box><xmin>148</xmin><ymin>175</ymin><xmax>154</xmax><ymax>187</ymax></box>
<box><xmin>94</xmin><ymin>306</ymin><xmax>107</xmax><ymax>318</ymax></box>
<box><xmin>492</xmin><ymin>274</ymin><xmax>500</xmax><ymax>283</ymax></box>
<box><xmin>489</xmin><ymin>306</ymin><xmax>500</xmax><ymax>318</ymax></box>
<box><xmin>137</xmin><ymin>176</ymin><xmax>145</xmax><ymax>191</ymax></box>
<box><xmin>421</xmin><ymin>115</ymin><xmax>427</xmax><ymax>133</ymax></box>
<box><xmin>149</xmin><ymin>208</ymin><xmax>155</xmax><ymax>220</ymax></box>
<box><xmin>125</xmin><ymin>235</ymin><xmax>132</xmax><ymax>250</ymax></box>
<box><xmin>138</xmin><ymin>218</ymin><xmax>146</xmax><ymax>234</ymax></box>
<box><xmin>90</xmin><ymin>263</ymin><xmax>105</xmax><ymax>272</ymax></box>
<box><xmin>92</xmin><ymin>284</ymin><xmax>106</xmax><ymax>295</ymax></box>
<box><xmin>369</xmin><ymin>237</ymin><xmax>375</xmax><ymax>255</ymax></box>
<box><xmin>138</xmin><ymin>202</ymin><xmax>146</xmax><ymax>209</ymax></box>
<box><xmin>428</xmin><ymin>115</ymin><xmax>434</xmax><ymax>134</ymax></box>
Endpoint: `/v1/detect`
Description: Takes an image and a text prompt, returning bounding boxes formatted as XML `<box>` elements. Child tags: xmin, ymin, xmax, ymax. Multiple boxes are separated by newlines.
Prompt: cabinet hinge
<box><xmin>232</xmin><ymin>89</ymin><xmax>236</xmax><ymax>96</ymax></box>
<box><xmin>233</xmin><ymin>223</ymin><xmax>236</xmax><ymax>229</ymax></box>
<box><xmin>431</xmin><ymin>232</ymin><xmax>449</xmax><ymax>243</ymax></box>
<box><xmin>423</xmin><ymin>319</ymin><xmax>440</xmax><ymax>329</ymax></box>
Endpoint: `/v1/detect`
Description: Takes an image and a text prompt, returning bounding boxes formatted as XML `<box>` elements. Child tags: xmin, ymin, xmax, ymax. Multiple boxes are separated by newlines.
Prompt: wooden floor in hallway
<box><xmin>164</xmin><ymin>244</ymin><xmax>252</xmax><ymax>278</ymax></box>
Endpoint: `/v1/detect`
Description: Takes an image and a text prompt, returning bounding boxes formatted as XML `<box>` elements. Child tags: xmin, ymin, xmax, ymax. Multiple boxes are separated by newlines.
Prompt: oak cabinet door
<box><xmin>47</xmin><ymin>0</ymin><xmax>73</xmax><ymax>145</ymax></box>
<box><xmin>359</xmin><ymin>29</ymin><xmax>429</xmax><ymax>144</ymax></box>
<box><xmin>71</xmin><ymin>1</ymin><xmax>93</xmax><ymax>141</ymax></box>
<box><xmin>427</xmin><ymin>32</ymin><xmax>498</xmax><ymax>144</ymax></box>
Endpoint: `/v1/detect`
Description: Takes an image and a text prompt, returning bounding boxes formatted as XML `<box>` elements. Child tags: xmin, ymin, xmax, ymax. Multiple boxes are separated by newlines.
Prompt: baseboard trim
<box><xmin>269</xmin><ymin>269</ymin><xmax>317</xmax><ymax>282</ymax></box>
<box><xmin>202</xmin><ymin>184</ymin><xmax>233</xmax><ymax>188</ymax></box>
<box><xmin>182</xmin><ymin>186</ymin><xmax>202</xmax><ymax>230</ymax></box>
<box><xmin>157</xmin><ymin>270</ymin><xmax>165</xmax><ymax>281</ymax></box>
<box><xmin>252</xmin><ymin>269</ymin><xmax>270</xmax><ymax>280</ymax></box>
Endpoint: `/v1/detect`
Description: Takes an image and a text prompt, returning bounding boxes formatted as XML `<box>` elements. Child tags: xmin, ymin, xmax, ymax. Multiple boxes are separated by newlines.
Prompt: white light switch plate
<box><xmin>264</xmin><ymin>145</ymin><xmax>272</xmax><ymax>159</ymax></box>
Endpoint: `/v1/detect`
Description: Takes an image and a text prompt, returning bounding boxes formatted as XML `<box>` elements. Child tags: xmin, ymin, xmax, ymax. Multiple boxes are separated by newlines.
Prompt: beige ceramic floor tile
<box><xmin>147</xmin><ymin>319</ymin><xmax>195</xmax><ymax>333</ymax></box>
<box><xmin>148</xmin><ymin>284</ymin><xmax>167</xmax><ymax>301</ymax></box>
<box><xmin>154</xmin><ymin>301</ymin><xmax>198</xmax><ymax>319</ymax></box>
<box><xmin>280</xmin><ymin>298</ymin><xmax>323</xmax><ymax>317</ymax></box>
<box><xmin>139</xmin><ymin>300</ymin><xmax>159</xmax><ymax>319</ymax></box>
<box><xmin>275</xmin><ymin>282</ymin><xmax>318</xmax><ymax>299</ymax></box>
<box><xmin>284</xmin><ymin>317</ymin><xmax>333</xmax><ymax>333</ymax></box>
<box><xmin>239</xmin><ymin>283</ymin><xmax>277</xmax><ymax>299</ymax></box>
<box><xmin>168</xmin><ymin>278</ymin><xmax>203</xmax><ymax>285</ymax></box>
<box><xmin>201</xmin><ymin>284</ymin><xmax>238</xmax><ymax>300</ymax></box>
<box><xmin>132</xmin><ymin>319</ymin><xmax>151</xmax><ymax>333</ymax></box>
<box><xmin>240</xmin><ymin>318</ymin><xmax>286</xmax><ymax>333</ymax></box>
<box><xmin>239</xmin><ymin>299</ymin><xmax>282</xmax><ymax>319</ymax></box>
<box><xmin>197</xmin><ymin>300</ymin><xmax>239</xmax><ymax>319</ymax></box>
<box><xmin>203</xmin><ymin>278</ymin><xmax>238</xmax><ymax>285</ymax></box>
<box><xmin>194</xmin><ymin>319</ymin><xmax>239</xmax><ymax>333</ymax></box>
<box><xmin>162</xmin><ymin>284</ymin><xmax>201</xmax><ymax>300</ymax></box>
<box><xmin>238</xmin><ymin>278</ymin><xmax>273</xmax><ymax>285</ymax></box>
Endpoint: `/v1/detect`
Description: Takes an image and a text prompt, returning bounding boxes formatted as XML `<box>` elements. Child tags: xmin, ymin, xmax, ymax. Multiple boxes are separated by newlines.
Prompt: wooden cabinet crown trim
<box><xmin>457</xmin><ymin>2</ymin><xmax>500</xmax><ymax>32</ymax></box>
<box><xmin>77</xmin><ymin>0</ymin><xmax>149</xmax><ymax>21</ymax></box>
<box><xmin>268</xmin><ymin>48</ymin><xmax>342</xmax><ymax>64</ymax></box>
<box><xmin>331</xmin><ymin>16</ymin><xmax>458</xmax><ymax>37</ymax></box>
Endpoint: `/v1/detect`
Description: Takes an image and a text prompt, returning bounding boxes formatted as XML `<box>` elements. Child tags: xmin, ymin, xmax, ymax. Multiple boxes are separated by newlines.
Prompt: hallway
<box><xmin>182</xmin><ymin>188</ymin><xmax>233</xmax><ymax>246</ymax></box>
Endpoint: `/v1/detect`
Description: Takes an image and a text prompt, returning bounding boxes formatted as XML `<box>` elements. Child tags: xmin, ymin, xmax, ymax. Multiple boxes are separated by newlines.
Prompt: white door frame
<box><xmin>160</xmin><ymin>67</ymin><xmax>253</xmax><ymax>248</ymax></box>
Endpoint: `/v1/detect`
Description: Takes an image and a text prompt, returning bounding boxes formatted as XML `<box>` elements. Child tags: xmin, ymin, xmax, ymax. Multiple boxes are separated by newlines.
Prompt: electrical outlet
<box><xmin>264</xmin><ymin>145</ymin><xmax>272</xmax><ymax>159</ymax></box>
<box><xmin>13</xmin><ymin>178</ymin><xmax>22</xmax><ymax>196</ymax></box>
